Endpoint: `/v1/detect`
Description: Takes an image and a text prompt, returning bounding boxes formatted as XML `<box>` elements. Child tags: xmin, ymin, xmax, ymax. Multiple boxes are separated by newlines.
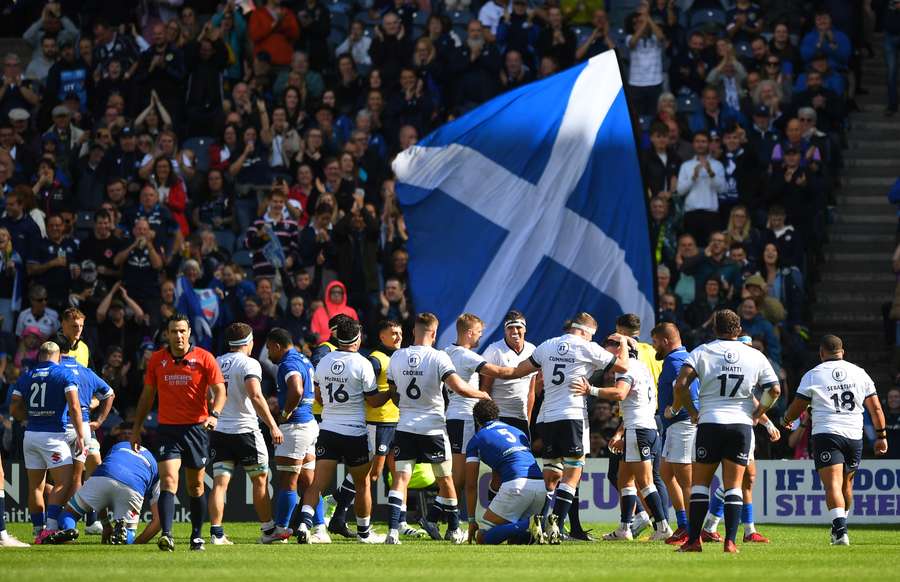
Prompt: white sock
<box><xmin>260</xmin><ymin>520</ymin><xmax>274</xmax><ymax>532</ymax></box>
<box><xmin>744</xmin><ymin>522</ymin><xmax>756</xmax><ymax>535</ymax></box>
<box><xmin>389</xmin><ymin>528</ymin><xmax>399</xmax><ymax>537</ymax></box>
<box><xmin>704</xmin><ymin>513</ymin><xmax>721</xmax><ymax>532</ymax></box>
<box><xmin>655</xmin><ymin>520</ymin><xmax>670</xmax><ymax>532</ymax></box>
<box><xmin>636</xmin><ymin>511</ymin><xmax>649</xmax><ymax>522</ymax></box>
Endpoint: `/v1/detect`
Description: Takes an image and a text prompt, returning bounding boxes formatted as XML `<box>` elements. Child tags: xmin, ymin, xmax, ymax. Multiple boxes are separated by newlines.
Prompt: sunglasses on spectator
<box><xmin>766</xmin><ymin>60</ymin><xmax>780</xmax><ymax>66</ymax></box>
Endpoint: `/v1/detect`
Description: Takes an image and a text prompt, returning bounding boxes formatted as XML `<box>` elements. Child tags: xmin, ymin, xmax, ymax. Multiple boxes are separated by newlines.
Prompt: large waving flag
<box><xmin>392</xmin><ymin>51</ymin><xmax>654</xmax><ymax>346</ymax></box>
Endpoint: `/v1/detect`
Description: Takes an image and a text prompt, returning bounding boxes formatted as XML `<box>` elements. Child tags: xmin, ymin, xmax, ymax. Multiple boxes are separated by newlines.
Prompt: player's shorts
<box><xmin>539</xmin><ymin>419</ymin><xmax>584</xmax><ymax>459</ymax></box>
<box><xmin>694</xmin><ymin>423</ymin><xmax>752</xmax><ymax>466</ymax></box>
<box><xmin>624</xmin><ymin>427</ymin><xmax>658</xmax><ymax>463</ymax></box>
<box><xmin>65</xmin><ymin>423</ymin><xmax>93</xmax><ymax>463</ymax></box>
<box><xmin>812</xmin><ymin>433</ymin><xmax>863</xmax><ymax>473</ymax></box>
<box><xmin>487</xmin><ymin>478</ymin><xmax>547</xmax><ymax>523</ymax></box>
<box><xmin>211</xmin><ymin>430</ymin><xmax>268</xmax><ymax>467</ymax></box>
<box><xmin>391</xmin><ymin>430</ymin><xmax>451</xmax><ymax>464</ymax></box>
<box><xmin>72</xmin><ymin>476</ymin><xmax>144</xmax><ymax>526</ymax></box>
<box><xmin>274</xmin><ymin>421</ymin><xmax>319</xmax><ymax>461</ymax></box>
<box><xmin>499</xmin><ymin>416</ymin><xmax>530</xmax><ymax>439</ymax></box>
<box><xmin>157</xmin><ymin>423</ymin><xmax>210</xmax><ymax>469</ymax></box>
<box><xmin>749</xmin><ymin>428</ymin><xmax>756</xmax><ymax>463</ymax></box>
<box><xmin>367</xmin><ymin>423</ymin><xmax>397</xmax><ymax>457</ymax></box>
<box><xmin>446</xmin><ymin>418</ymin><xmax>476</xmax><ymax>454</ymax></box>
<box><xmin>662</xmin><ymin>420</ymin><xmax>697</xmax><ymax>464</ymax></box>
<box><xmin>23</xmin><ymin>431</ymin><xmax>72</xmax><ymax>470</ymax></box>
<box><xmin>316</xmin><ymin>429</ymin><xmax>370</xmax><ymax>467</ymax></box>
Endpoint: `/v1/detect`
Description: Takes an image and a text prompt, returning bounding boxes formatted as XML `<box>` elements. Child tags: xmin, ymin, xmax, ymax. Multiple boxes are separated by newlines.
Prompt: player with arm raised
<box><xmin>441</xmin><ymin>313</ymin><xmax>517</xmax><ymax>539</ymax></box>
<box><xmin>296</xmin><ymin>318</ymin><xmax>392</xmax><ymax>544</ymax></box>
<box><xmin>9</xmin><ymin>341</ymin><xmax>83</xmax><ymax>544</ymax></box>
<box><xmin>209</xmin><ymin>322</ymin><xmax>285</xmax><ymax>545</ymax></box>
<box><xmin>266</xmin><ymin>328</ymin><xmax>327</xmax><ymax>542</ymax></box>
<box><xmin>783</xmin><ymin>334</ymin><xmax>888</xmax><ymax>546</ymax></box>
<box><xmin>574</xmin><ymin>335</ymin><xmax>672</xmax><ymax>541</ymax></box>
<box><xmin>131</xmin><ymin>314</ymin><xmax>226</xmax><ymax>552</ymax></box>
<box><xmin>383</xmin><ymin>312</ymin><xmax>491</xmax><ymax>545</ymax></box>
<box><xmin>505</xmin><ymin>312</ymin><xmax>629</xmax><ymax>544</ymax></box>
<box><xmin>673</xmin><ymin>310</ymin><xmax>780</xmax><ymax>553</ymax></box>
<box><xmin>465</xmin><ymin>399</ymin><xmax>547</xmax><ymax>545</ymax></box>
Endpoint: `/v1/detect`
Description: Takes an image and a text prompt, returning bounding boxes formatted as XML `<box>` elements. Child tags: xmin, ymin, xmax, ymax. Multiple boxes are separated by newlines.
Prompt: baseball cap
<box><xmin>753</xmin><ymin>104</ymin><xmax>770</xmax><ymax>117</ymax></box>
<box><xmin>8</xmin><ymin>108</ymin><xmax>29</xmax><ymax>121</ymax></box>
<box><xmin>23</xmin><ymin>325</ymin><xmax>44</xmax><ymax>339</ymax></box>
<box><xmin>119</xmin><ymin>125</ymin><xmax>134</xmax><ymax>137</ymax></box>
<box><xmin>744</xmin><ymin>274</ymin><xmax>766</xmax><ymax>288</ymax></box>
<box><xmin>51</xmin><ymin>105</ymin><xmax>70</xmax><ymax>117</ymax></box>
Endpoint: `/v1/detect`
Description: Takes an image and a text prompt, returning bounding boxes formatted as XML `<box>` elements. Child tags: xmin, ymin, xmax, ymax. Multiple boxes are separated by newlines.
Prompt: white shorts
<box><xmin>23</xmin><ymin>431</ymin><xmax>73</xmax><ymax>470</ymax></box>
<box><xmin>485</xmin><ymin>478</ymin><xmax>547</xmax><ymax>524</ymax></box>
<box><xmin>66</xmin><ymin>424</ymin><xmax>93</xmax><ymax>463</ymax></box>
<box><xmin>274</xmin><ymin>421</ymin><xmax>319</xmax><ymax>461</ymax></box>
<box><xmin>72</xmin><ymin>476</ymin><xmax>147</xmax><ymax>526</ymax></box>
<box><xmin>663</xmin><ymin>421</ymin><xmax>697</xmax><ymax>464</ymax></box>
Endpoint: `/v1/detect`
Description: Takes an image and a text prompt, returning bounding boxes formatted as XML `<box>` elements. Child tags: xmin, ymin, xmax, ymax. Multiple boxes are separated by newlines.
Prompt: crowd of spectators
<box><xmin>0</xmin><ymin>0</ymin><xmax>897</xmax><ymax>462</ymax></box>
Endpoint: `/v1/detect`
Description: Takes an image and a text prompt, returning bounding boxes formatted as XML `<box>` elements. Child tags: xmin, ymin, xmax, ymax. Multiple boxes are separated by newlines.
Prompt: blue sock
<box><xmin>619</xmin><ymin>486</ymin><xmax>638</xmax><ymax>525</ymax></box>
<box><xmin>159</xmin><ymin>491</ymin><xmax>176</xmax><ymax>536</ymax></box>
<box><xmin>709</xmin><ymin>487</ymin><xmax>725</xmax><ymax>519</ymax></box>
<box><xmin>333</xmin><ymin>476</ymin><xmax>355</xmax><ymax>523</ymax></box>
<box><xmin>641</xmin><ymin>485</ymin><xmax>667</xmax><ymax>525</ymax></box>
<box><xmin>723</xmin><ymin>488</ymin><xmax>742</xmax><ymax>543</ymax></box>
<box><xmin>126</xmin><ymin>529</ymin><xmax>136</xmax><ymax>544</ymax></box>
<box><xmin>314</xmin><ymin>496</ymin><xmax>325</xmax><ymax>526</ymax></box>
<box><xmin>388</xmin><ymin>491</ymin><xmax>403</xmax><ymax>530</ymax></box>
<box><xmin>540</xmin><ymin>492</ymin><xmax>553</xmax><ymax>525</ymax></box>
<box><xmin>444</xmin><ymin>498</ymin><xmax>460</xmax><ymax>531</ymax></box>
<box><xmin>0</xmin><ymin>491</ymin><xmax>5</xmax><ymax>531</ymax></box>
<box><xmin>742</xmin><ymin>502</ymin><xmax>753</xmax><ymax>525</ymax></box>
<box><xmin>426</xmin><ymin>498</ymin><xmax>444</xmax><ymax>523</ymax></box>
<box><xmin>688</xmin><ymin>486</ymin><xmax>709</xmax><ymax>543</ymax></box>
<box><xmin>676</xmin><ymin>509</ymin><xmax>688</xmax><ymax>529</ymax></box>
<box><xmin>399</xmin><ymin>507</ymin><xmax>408</xmax><ymax>524</ymax></box>
<box><xmin>189</xmin><ymin>494</ymin><xmax>206</xmax><ymax>540</ymax></box>
<box><xmin>60</xmin><ymin>511</ymin><xmax>79</xmax><ymax>530</ymax></box>
<box><xmin>86</xmin><ymin>510</ymin><xmax>97</xmax><ymax>525</ymax></box>
<box><xmin>275</xmin><ymin>490</ymin><xmax>299</xmax><ymax>528</ymax></box>
<box><xmin>210</xmin><ymin>524</ymin><xmax>224</xmax><ymax>539</ymax></box>
<box><xmin>47</xmin><ymin>504</ymin><xmax>62</xmax><ymax>529</ymax></box>
<box><xmin>552</xmin><ymin>483</ymin><xmax>576</xmax><ymax>520</ymax></box>
<box><xmin>481</xmin><ymin>518</ymin><xmax>530</xmax><ymax>544</ymax></box>
<box><xmin>30</xmin><ymin>511</ymin><xmax>45</xmax><ymax>530</ymax></box>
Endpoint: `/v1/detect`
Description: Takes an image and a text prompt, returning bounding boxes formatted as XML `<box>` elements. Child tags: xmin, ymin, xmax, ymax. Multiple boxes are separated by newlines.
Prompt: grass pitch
<box><xmin>1</xmin><ymin>522</ymin><xmax>899</xmax><ymax>581</ymax></box>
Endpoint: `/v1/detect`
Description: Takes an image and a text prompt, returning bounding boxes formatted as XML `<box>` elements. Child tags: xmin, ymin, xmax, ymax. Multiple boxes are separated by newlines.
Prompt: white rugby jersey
<box><xmin>685</xmin><ymin>339</ymin><xmax>778</xmax><ymax>425</ymax></box>
<box><xmin>387</xmin><ymin>345</ymin><xmax>456</xmax><ymax>435</ymax></box>
<box><xmin>616</xmin><ymin>357</ymin><xmax>657</xmax><ymax>430</ymax></box>
<box><xmin>483</xmin><ymin>339</ymin><xmax>536</xmax><ymax>420</ymax></box>
<box><xmin>531</xmin><ymin>334</ymin><xmax>615</xmax><ymax>423</ymax></box>
<box><xmin>315</xmin><ymin>350</ymin><xmax>377</xmax><ymax>437</ymax></box>
<box><xmin>444</xmin><ymin>344</ymin><xmax>487</xmax><ymax>421</ymax></box>
<box><xmin>215</xmin><ymin>352</ymin><xmax>264</xmax><ymax>434</ymax></box>
<box><xmin>796</xmin><ymin>359</ymin><xmax>875</xmax><ymax>440</ymax></box>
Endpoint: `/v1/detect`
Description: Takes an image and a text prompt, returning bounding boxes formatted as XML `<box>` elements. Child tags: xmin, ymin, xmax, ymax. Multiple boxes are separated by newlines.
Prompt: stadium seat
<box><xmin>689</xmin><ymin>9</ymin><xmax>726</xmax><ymax>29</ymax></box>
<box><xmin>735</xmin><ymin>42</ymin><xmax>752</xmax><ymax>59</ymax></box>
<box><xmin>328</xmin><ymin>28</ymin><xmax>345</xmax><ymax>50</ymax></box>
<box><xmin>360</xmin><ymin>13</ymin><xmax>380</xmax><ymax>27</ymax></box>
<box><xmin>331</xmin><ymin>11</ymin><xmax>349</xmax><ymax>34</ymax></box>
<box><xmin>450</xmin><ymin>10</ymin><xmax>470</xmax><ymax>25</ymax></box>
<box><xmin>232</xmin><ymin>249</ymin><xmax>253</xmax><ymax>269</ymax></box>
<box><xmin>214</xmin><ymin>229</ymin><xmax>237</xmax><ymax>253</ymax></box>
<box><xmin>413</xmin><ymin>11</ymin><xmax>429</xmax><ymax>26</ymax></box>
<box><xmin>182</xmin><ymin>137</ymin><xmax>212</xmax><ymax>174</ymax></box>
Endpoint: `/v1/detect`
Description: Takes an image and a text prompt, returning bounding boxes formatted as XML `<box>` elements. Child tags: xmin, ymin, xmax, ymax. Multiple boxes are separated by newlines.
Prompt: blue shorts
<box><xmin>367</xmin><ymin>423</ymin><xmax>396</xmax><ymax>457</ymax></box>
<box><xmin>157</xmin><ymin>423</ymin><xmax>210</xmax><ymax>469</ymax></box>
<box><xmin>812</xmin><ymin>433</ymin><xmax>863</xmax><ymax>473</ymax></box>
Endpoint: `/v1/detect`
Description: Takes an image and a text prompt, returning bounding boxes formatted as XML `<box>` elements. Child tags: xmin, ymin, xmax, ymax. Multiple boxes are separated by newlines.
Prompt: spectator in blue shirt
<box><xmin>800</xmin><ymin>10</ymin><xmax>851</xmax><ymax>70</ymax></box>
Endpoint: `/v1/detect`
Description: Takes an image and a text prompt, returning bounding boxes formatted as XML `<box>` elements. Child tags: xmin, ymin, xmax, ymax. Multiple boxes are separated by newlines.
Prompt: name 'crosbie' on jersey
<box><xmin>387</xmin><ymin>345</ymin><xmax>456</xmax><ymax>436</ymax></box>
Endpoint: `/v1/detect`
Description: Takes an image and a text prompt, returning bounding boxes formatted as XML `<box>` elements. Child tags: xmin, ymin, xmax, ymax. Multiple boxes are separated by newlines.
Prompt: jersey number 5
<box><xmin>29</xmin><ymin>382</ymin><xmax>47</xmax><ymax>408</ymax></box>
<box><xmin>497</xmin><ymin>428</ymin><xmax>517</xmax><ymax>443</ymax></box>
<box><xmin>551</xmin><ymin>364</ymin><xmax>566</xmax><ymax>386</ymax></box>
<box><xmin>716</xmin><ymin>373</ymin><xmax>744</xmax><ymax>397</ymax></box>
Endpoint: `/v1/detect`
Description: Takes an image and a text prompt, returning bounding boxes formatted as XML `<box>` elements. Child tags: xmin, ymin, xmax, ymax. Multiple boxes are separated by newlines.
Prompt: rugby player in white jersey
<box><xmin>507</xmin><ymin>312</ymin><xmax>629</xmax><ymax>544</ymax></box>
<box><xmin>783</xmin><ymin>334</ymin><xmax>888</xmax><ymax>546</ymax></box>
<box><xmin>295</xmin><ymin>318</ymin><xmax>393</xmax><ymax>544</ymax></box>
<box><xmin>574</xmin><ymin>335</ymin><xmax>672</xmax><ymax>541</ymax></box>
<box><xmin>700</xmin><ymin>335</ymin><xmax>780</xmax><ymax>545</ymax></box>
<box><xmin>208</xmin><ymin>323</ymin><xmax>285</xmax><ymax>545</ymax></box>
<box><xmin>441</xmin><ymin>313</ymin><xmax>521</xmax><ymax>541</ymax></box>
<box><xmin>383</xmin><ymin>312</ymin><xmax>493</xmax><ymax>545</ymax></box>
<box><xmin>672</xmin><ymin>310</ymin><xmax>780</xmax><ymax>553</ymax></box>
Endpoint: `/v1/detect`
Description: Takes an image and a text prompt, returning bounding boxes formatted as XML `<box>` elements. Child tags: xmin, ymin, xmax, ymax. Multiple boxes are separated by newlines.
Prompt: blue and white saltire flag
<box><xmin>175</xmin><ymin>275</ymin><xmax>220</xmax><ymax>350</ymax></box>
<box><xmin>393</xmin><ymin>51</ymin><xmax>654</xmax><ymax>346</ymax></box>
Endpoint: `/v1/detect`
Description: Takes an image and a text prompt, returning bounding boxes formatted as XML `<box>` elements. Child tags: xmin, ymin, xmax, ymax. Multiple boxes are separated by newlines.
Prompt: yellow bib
<box><xmin>365</xmin><ymin>350</ymin><xmax>399</xmax><ymax>423</ymax></box>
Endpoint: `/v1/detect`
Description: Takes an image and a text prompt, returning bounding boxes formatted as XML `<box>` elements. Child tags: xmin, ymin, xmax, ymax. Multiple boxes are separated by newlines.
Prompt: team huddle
<box><xmin>0</xmin><ymin>307</ymin><xmax>889</xmax><ymax>552</ymax></box>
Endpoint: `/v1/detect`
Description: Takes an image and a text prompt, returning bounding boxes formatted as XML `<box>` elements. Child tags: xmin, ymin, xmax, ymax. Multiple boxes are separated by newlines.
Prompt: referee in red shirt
<box><xmin>131</xmin><ymin>314</ymin><xmax>226</xmax><ymax>552</ymax></box>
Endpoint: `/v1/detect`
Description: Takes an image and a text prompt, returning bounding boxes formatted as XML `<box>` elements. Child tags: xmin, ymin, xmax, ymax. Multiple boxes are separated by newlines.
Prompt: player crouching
<box><xmin>465</xmin><ymin>400</ymin><xmax>546</xmax><ymax>545</ymax></box>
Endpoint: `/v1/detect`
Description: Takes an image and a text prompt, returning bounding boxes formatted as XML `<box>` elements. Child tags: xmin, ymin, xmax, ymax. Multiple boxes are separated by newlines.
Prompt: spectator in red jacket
<box><xmin>310</xmin><ymin>279</ymin><xmax>358</xmax><ymax>342</ymax></box>
<box><xmin>248</xmin><ymin>0</ymin><xmax>300</xmax><ymax>67</ymax></box>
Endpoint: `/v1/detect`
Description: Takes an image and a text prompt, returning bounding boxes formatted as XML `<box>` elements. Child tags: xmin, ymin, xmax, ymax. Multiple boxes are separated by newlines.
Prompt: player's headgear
<box><xmin>473</xmin><ymin>399</ymin><xmax>500</xmax><ymax>429</ymax></box>
<box><xmin>566</xmin><ymin>312</ymin><xmax>597</xmax><ymax>336</ymax></box>
<box><xmin>225</xmin><ymin>322</ymin><xmax>254</xmax><ymax>348</ymax></box>
<box><xmin>503</xmin><ymin>309</ymin><xmax>526</xmax><ymax>329</ymax></box>
<box><xmin>334</xmin><ymin>318</ymin><xmax>362</xmax><ymax>346</ymax></box>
